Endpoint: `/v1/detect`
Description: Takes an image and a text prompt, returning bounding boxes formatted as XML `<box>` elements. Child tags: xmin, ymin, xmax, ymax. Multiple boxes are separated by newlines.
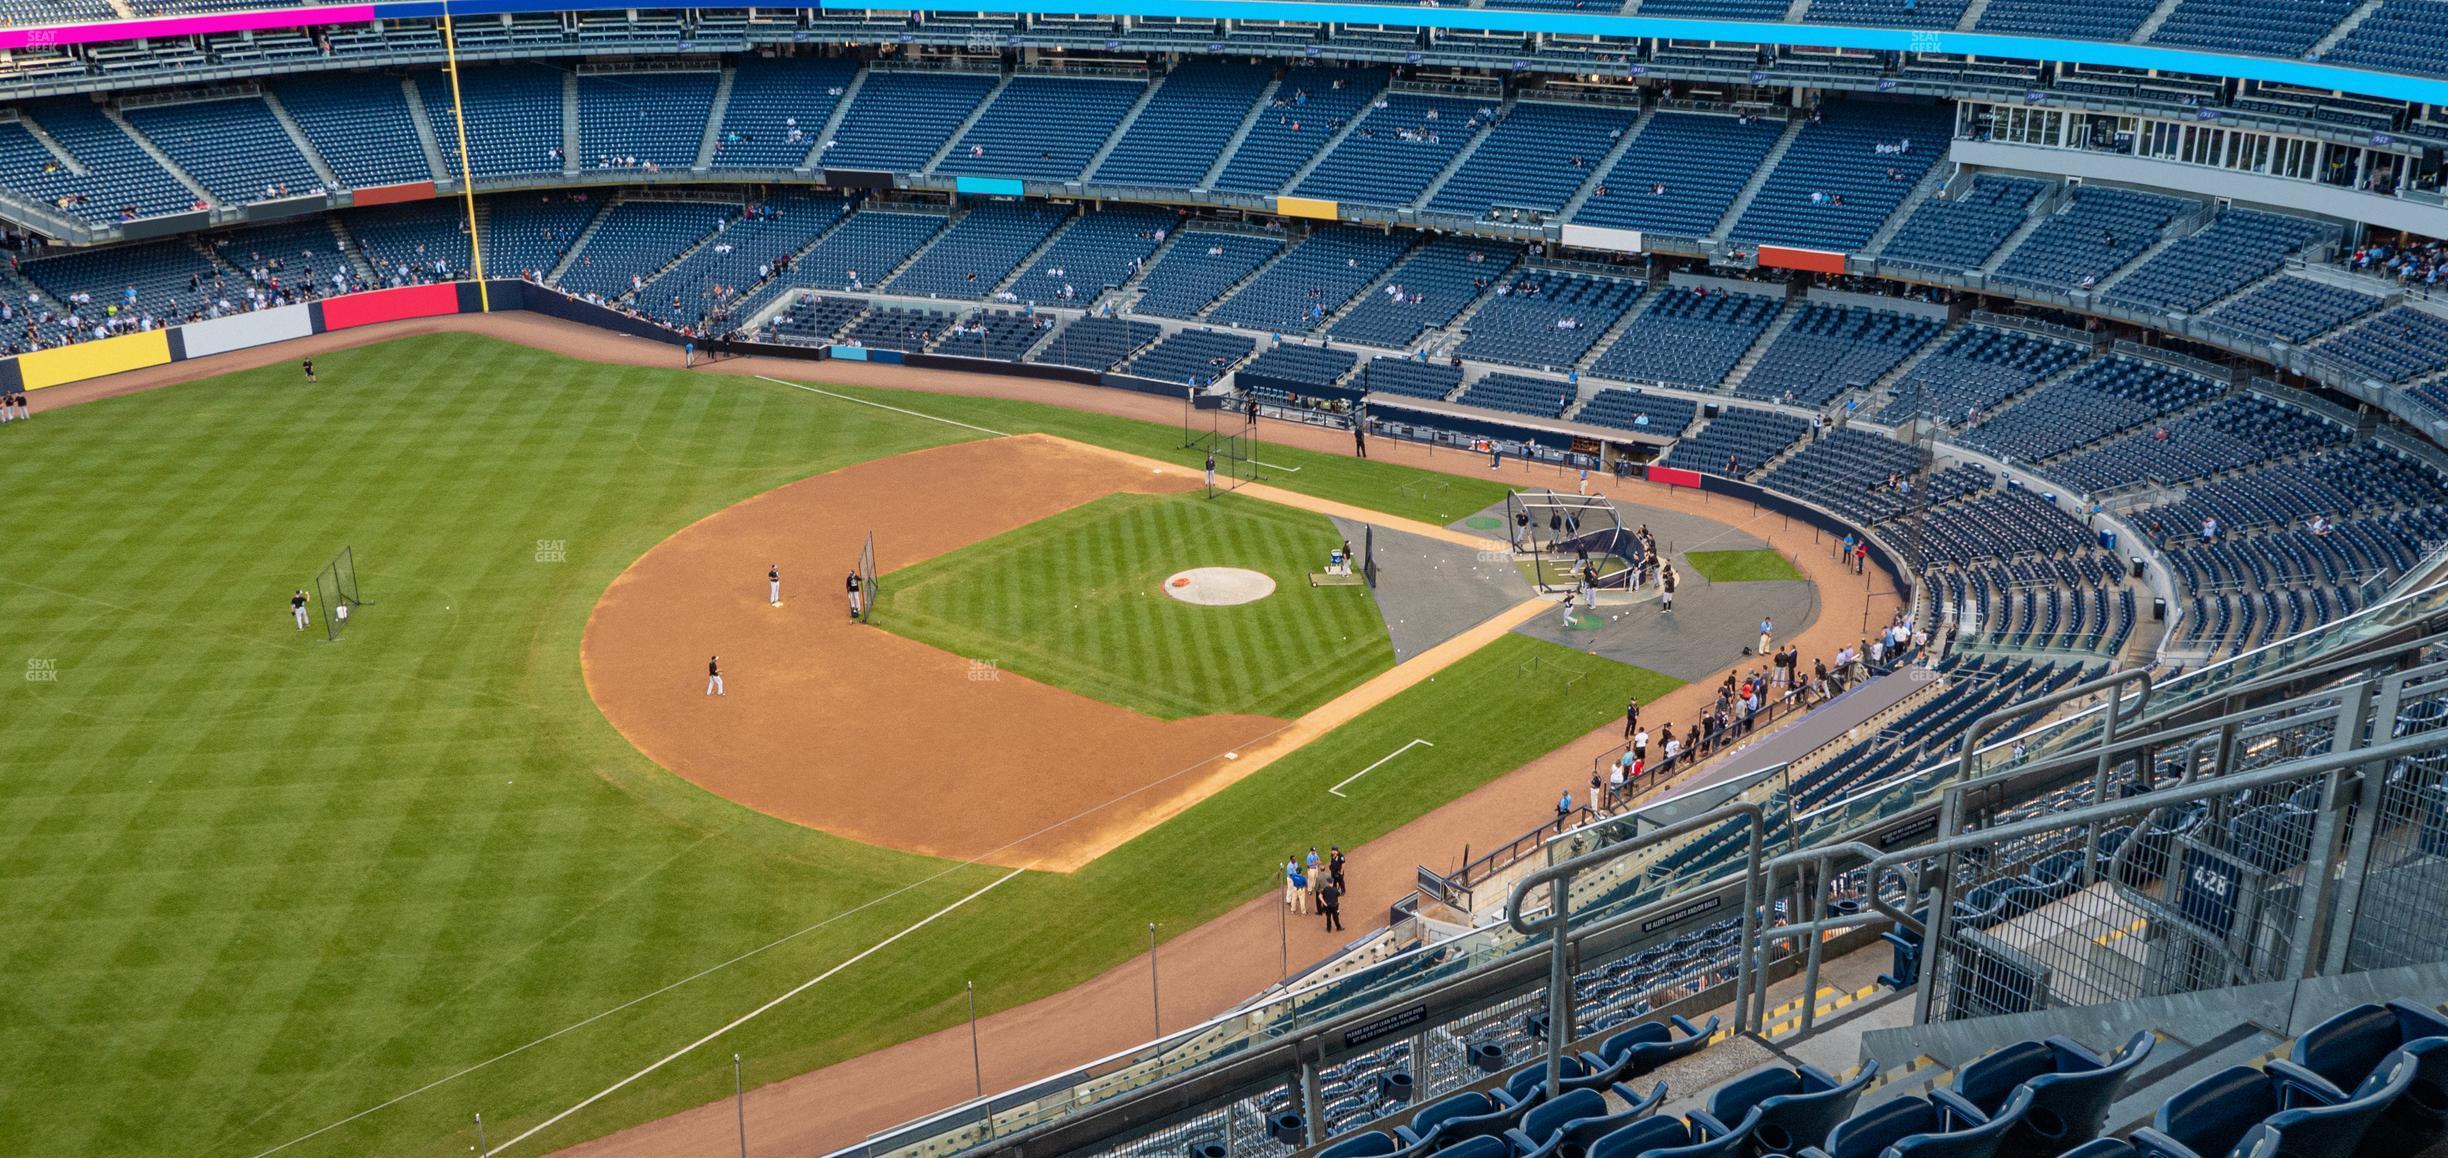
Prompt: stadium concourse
<box><xmin>24</xmin><ymin>307</ymin><xmax>1899</xmax><ymax>1153</ymax></box>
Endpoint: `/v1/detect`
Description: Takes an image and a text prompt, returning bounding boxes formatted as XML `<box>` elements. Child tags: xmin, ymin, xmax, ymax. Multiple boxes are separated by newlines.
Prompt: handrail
<box><xmin>1508</xmin><ymin>800</ymin><xmax>1764</xmax><ymax>1098</ymax></box>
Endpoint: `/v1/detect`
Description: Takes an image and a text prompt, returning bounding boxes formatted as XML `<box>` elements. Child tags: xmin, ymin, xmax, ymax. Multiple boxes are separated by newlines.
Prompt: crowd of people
<box><xmin>1282</xmin><ymin>844</ymin><xmax>1352</xmax><ymax>932</ymax></box>
<box><xmin>1584</xmin><ymin>611</ymin><xmax>1925</xmax><ymax>816</ymax></box>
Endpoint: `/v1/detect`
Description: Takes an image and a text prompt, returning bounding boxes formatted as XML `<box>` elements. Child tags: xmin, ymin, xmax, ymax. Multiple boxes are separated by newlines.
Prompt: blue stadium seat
<box><xmin>820</xmin><ymin>70</ymin><xmax>998</xmax><ymax>173</ymax></box>
<box><xmin>1688</xmin><ymin>1061</ymin><xmax>1876</xmax><ymax>1155</ymax></box>
<box><xmin>1876</xmin><ymin>177</ymin><xmax>2044</xmax><ymax>271</ymax></box>
<box><xmin>1214</xmin><ymin>67</ymin><xmax>1389</xmax><ymax>196</ymax></box>
<box><xmin>1457</xmin><ymin>270</ymin><xmax>1645</xmax><ymax>370</ymax></box>
<box><xmin>1947</xmin><ymin>1032</ymin><xmax>2153</xmax><ymax>1150</ymax></box>
<box><xmin>1133</xmin><ymin>230</ymin><xmax>1284</xmax><ymax>319</ymax></box>
<box><xmin>938</xmin><ymin>75</ymin><xmax>1146</xmax><ymax>182</ymax></box>
<box><xmin>1728</xmin><ymin>104</ymin><xmax>1953</xmax><ymax>254</ymax></box>
<box><xmin>2129</xmin><ymin>1054</ymin><xmax>2413</xmax><ymax>1158</ymax></box>
<box><xmin>1801</xmin><ymin>1087</ymin><xmax>2030</xmax><ymax>1158</ymax></box>
<box><xmin>417</xmin><ymin>66</ymin><xmax>564</xmax><ymax>178</ymax></box>
<box><xmin>1589</xmin><ymin>287</ymin><xmax>1780</xmax><ymax>389</ymax></box>
<box><xmin>709</xmin><ymin>57</ymin><xmax>858</xmax><ymax>170</ymax></box>
<box><xmin>1575</xmin><ymin>112</ymin><xmax>1784</xmax><ymax>240</ymax></box>
<box><xmin>1298</xmin><ymin>92</ymin><xmax>1493</xmax><ymax>209</ymax></box>
<box><xmin>1429</xmin><ymin>100</ymin><xmax>1632</xmax><ymax>218</ymax></box>
<box><xmin>1093</xmin><ymin>61</ymin><xmax>1273</xmax><ymax>188</ymax></box>
<box><xmin>274</xmin><ymin>76</ymin><xmax>434</xmax><ymax>188</ymax></box>
<box><xmin>577</xmin><ymin>69</ymin><xmax>719</xmax><ymax>170</ymax></box>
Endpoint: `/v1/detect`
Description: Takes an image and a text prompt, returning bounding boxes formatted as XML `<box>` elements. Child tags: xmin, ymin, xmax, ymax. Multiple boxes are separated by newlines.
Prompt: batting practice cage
<box><xmin>855</xmin><ymin>532</ymin><xmax>878</xmax><ymax>617</ymax></box>
<box><xmin>1505</xmin><ymin>490</ymin><xmax>1634</xmax><ymax>593</ymax></box>
<box><xmin>314</xmin><ymin>546</ymin><xmax>365</xmax><ymax>641</ymax></box>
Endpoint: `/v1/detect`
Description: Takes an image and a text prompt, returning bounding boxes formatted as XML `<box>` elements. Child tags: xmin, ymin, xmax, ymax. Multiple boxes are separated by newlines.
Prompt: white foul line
<box><xmin>1251</xmin><ymin>458</ymin><xmax>1303</xmax><ymax>473</ymax></box>
<box><xmin>488</xmin><ymin>867</ymin><xmax>1024</xmax><ymax>1154</ymax></box>
<box><xmin>754</xmin><ymin>375</ymin><xmax>1013</xmax><ymax>437</ymax></box>
<box><xmin>1328</xmin><ymin>739</ymin><xmax>1435</xmax><ymax>797</ymax></box>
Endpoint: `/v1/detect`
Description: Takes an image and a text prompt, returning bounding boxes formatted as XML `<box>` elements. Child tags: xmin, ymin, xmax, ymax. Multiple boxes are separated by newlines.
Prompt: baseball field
<box><xmin>0</xmin><ymin>330</ymin><xmax>1681</xmax><ymax>1156</ymax></box>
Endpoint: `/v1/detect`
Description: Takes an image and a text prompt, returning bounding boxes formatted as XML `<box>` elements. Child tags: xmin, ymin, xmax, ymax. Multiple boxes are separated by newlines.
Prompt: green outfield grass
<box><xmin>1685</xmin><ymin>548</ymin><xmax>1807</xmax><ymax>583</ymax></box>
<box><xmin>873</xmin><ymin>492</ymin><xmax>1393</xmax><ymax>719</ymax></box>
<box><xmin>0</xmin><ymin>332</ymin><xmax>1656</xmax><ymax>1157</ymax></box>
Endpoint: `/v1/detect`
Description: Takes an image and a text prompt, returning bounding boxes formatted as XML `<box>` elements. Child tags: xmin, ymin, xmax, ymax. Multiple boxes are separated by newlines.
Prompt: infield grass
<box><xmin>872</xmin><ymin>492</ymin><xmax>1394</xmax><ymax>719</ymax></box>
<box><xmin>0</xmin><ymin>332</ymin><xmax>1658</xmax><ymax>1158</ymax></box>
<box><xmin>1685</xmin><ymin>548</ymin><xmax>1806</xmax><ymax>583</ymax></box>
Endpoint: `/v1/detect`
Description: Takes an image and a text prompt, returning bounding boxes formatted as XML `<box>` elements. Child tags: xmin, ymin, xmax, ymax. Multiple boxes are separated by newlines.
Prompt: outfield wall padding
<box><xmin>179</xmin><ymin>302</ymin><xmax>315</xmax><ymax>358</ymax></box>
<box><xmin>18</xmin><ymin>329</ymin><xmax>173</xmax><ymax>389</ymax></box>
<box><xmin>317</xmin><ymin>283</ymin><xmax>462</xmax><ymax>330</ymax></box>
<box><xmin>505</xmin><ymin>280</ymin><xmax>691</xmax><ymax>345</ymax></box>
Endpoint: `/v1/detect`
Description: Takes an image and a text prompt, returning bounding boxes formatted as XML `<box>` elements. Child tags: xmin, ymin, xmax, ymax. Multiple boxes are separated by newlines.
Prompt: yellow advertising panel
<box><xmin>19</xmin><ymin>330</ymin><xmax>173</xmax><ymax>389</ymax></box>
<box><xmin>1275</xmin><ymin>196</ymin><xmax>1340</xmax><ymax>221</ymax></box>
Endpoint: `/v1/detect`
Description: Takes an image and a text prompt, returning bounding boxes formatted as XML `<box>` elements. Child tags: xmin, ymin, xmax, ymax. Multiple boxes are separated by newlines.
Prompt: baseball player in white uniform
<box><xmin>290</xmin><ymin>589</ymin><xmax>311</xmax><ymax>630</ymax></box>
<box><xmin>706</xmin><ymin>655</ymin><xmax>725</xmax><ymax>696</ymax></box>
<box><xmin>769</xmin><ymin>564</ymin><xmax>782</xmax><ymax>607</ymax></box>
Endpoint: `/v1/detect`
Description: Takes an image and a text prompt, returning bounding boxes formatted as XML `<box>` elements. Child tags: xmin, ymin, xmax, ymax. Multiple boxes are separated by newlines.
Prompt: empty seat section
<box><xmin>774</xmin><ymin>209</ymin><xmax>946</xmax><ymax>292</ymax></box>
<box><xmin>556</xmin><ymin>199</ymin><xmax>729</xmax><ymax>300</ymax></box>
<box><xmin>1728</xmin><ymin>104</ymin><xmax>1954</xmax><ymax>253</ymax></box>
<box><xmin>1213</xmin><ymin>66</ymin><xmax>1387</xmax><ymax>195</ymax></box>
<box><xmin>819</xmin><ymin>70</ymin><xmax>998</xmax><ymax>173</ymax></box>
<box><xmin>935</xmin><ymin>309</ymin><xmax>1056</xmax><ymax>360</ymax></box>
<box><xmin>1427</xmin><ymin>100</ymin><xmax>1632</xmax><ymax>218</ymax></box>
<box><xmin>1577</xmin><ymin>386</ymin><xmax>1703</xmax><ymax>436</ymax></box>
<box><xmin>483</xmin><ymin>194</ymin><xmax>603</xmax><ymax>280</ymax></box>
<box><xmin>1456</xmin><ymin>270</ymin><xmax>1643</xmax><ymax>370</ymax></box>
<box><xmin>1805</xmin><ymin>0</ymin><xmax>1969</xmax><ymax>27</ymax></box>
<box><xmin>1134</xmin><ymin>231</ymin><xmax>1284</xmax><ymax>319</ymax></box>
<box><xmin>1241</xmin><ymin>343</ymin><xmax>1358</xmax><ymax>394</ymax></box>
<box><xmin>1737</xmin><ymin>302</ymin><xmax>1941</xmax><ymax>405</ymax></box>
<box><xmin>273</xmin><ymin>76</ymin><xmax>432</xmax><ymax>188</ymax></box>
<box><xmin>938</xmin><ymin>75</ymin><xmax>1146</xmax><ymax>182</ymax></box>
<box><xmin>577</xmin><ymin>70</ymin><xmax>719</xmax><ymax>170</ymax></box>
<box><xmin>1458</xmin><ymin>371</ymin><xmax>1577</xmax><ymax>418</ymax></box>
<box><xmin>2200</xmin><ymin>277</ymin><xmax>2386</xmax><ymax>346</ymax></box>
<box><xmin>2313</xmin><ymin>306</ymin><xmax>2448</xmax><ymax>384</ymax></box>
<box><xmin>1956</xmin><ymin>355</ymin><xmax>2225</xmax><ymax>464</ymax></box>
<box><xmin>1976</xmin><ymin>0</ymin><xmax>2159</xmax><ymax>37</ymax></box>
<box><xmin>1296</xmin><ymin>93</ymin><xmax>1491</xmax><ymax>209</ymax></box>
<box><xmin>1876</xmin><ymin>325</ymin><xmax>2086</xmax><ymax>425</ymax></box>
<box><xmin>1004</xmin><ymin>206</ymin><xmax>1177</xmax><ymax>306</ymax></box>
<box><xmin>1589</xmin><ymin>287</ymin><xmax>1780</xmax><ymax>388</ymax></box>
<box><xmin>15</xmin><ymin>100</ymin><xmax>199</xmax><ymax>221</ymax></box>
<box><xmin>1093</xmin><ymin>61</ymin><xmax>1273</xmax><ymax>187</ymax></box>
<box><xmin>1208</xmin><ymin>226</ymin><xmax>1411</xmax><ymax>333</ymax></box>
<box><xmin>1033</xmin><ymin>315</ymin><xmax>1160</xmax><ymax>370</ymax></box>
<box><xmin>1876</xmin><ymin>176</ymin><xmax>2043</xmax><ymax>270</ymax></box>
<box><xmin>2047</xmin><ymin>394</ymin><xmax>2348</xmax><ymax>493</ymax></box>
<box><xmin>123</xmin><ymin>96</ymin><xmax>323</xmax><ymax>204</ymax></box>
<box><xmin>2325</xmin><ymin>0</ymin><xmax>2448</xmax><ymax>79</ymax></box>
<box><xmin>1125</xmin><ymin>328</ymin><xmax>1256</xmax><ymax>384</ymax></box>
<box><xmin>883</xmin><ymin>201</ymin><xmax>1070</xmax><ymax>300</ymax></box>
<box><xmin>417</xmin><ymin>66</ymin><xmax>565</xmax><ymax>178</ymax></box>
<box><xmin>2149</xmin><ymin>0</ymin><xmax>2361</xmax><ymax>57</ymax></box>
<box><xmin>1990</xmin><ymin>185</ymin><xmax>2191</xmax><ymax>294</ymax></box>
<box><xmin>1357</xmin><ymin>357</ymin><xmax>1464</xmax><ymax>400</ymax></box>
<box><xmin>1660</xmin><ymin>407</ymin><xmax>1810</xmax><ymax>474</ymax></box>
<box><xmin>1328</xmin><ymin>237</ymin><xmax>1512</xmax><ymax>350</ymax></box>
<box><xmin>1574</xmin><ymin>112</ymin><xmax>1784</xmax><ymax>240</ymax></box>
<box><xmin>2100</xmin><ymin>210</ymin><xmax>2330</xmax><ymax>315</ymax></box>
<box><xmin>710</xmin><ymin>57</ymin><xmax>858</xmax><ymax>170</ymax></box>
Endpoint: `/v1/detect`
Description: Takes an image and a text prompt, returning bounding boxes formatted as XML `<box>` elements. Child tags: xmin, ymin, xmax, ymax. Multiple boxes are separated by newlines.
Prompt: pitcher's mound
<box><xmin>1165</xmin><ymin>567</ymin><xmax>1276</xmax><ymax>606</ymax></box>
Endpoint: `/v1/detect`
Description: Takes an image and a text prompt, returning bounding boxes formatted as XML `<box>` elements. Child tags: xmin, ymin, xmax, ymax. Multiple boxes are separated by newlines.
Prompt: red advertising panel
<box><xmin>1755</xmin><ymin>245</ymin><xmax>1849</xmax><ymax>275</ymax></box>
<box><xmin>1649</xmin><ymin>465</ymin><xmax>1703</xmax><ymax>488</ymax></box>
<box><xmin>349</xmin><ymin>181</ymin><xmax>438</xmax><ymax>207</ymax></box>
<box><xmin>319</xmin><ymin>283</ymin><xmax>463</xmax><ymax>331</ymax></box>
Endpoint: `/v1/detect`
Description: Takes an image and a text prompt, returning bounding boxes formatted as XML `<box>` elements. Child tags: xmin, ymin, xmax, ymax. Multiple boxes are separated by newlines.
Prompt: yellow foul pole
<box><xmin>440</xmin><ymin>4</ymin><xmax>491</xmax><ymax>311</ymax></box>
